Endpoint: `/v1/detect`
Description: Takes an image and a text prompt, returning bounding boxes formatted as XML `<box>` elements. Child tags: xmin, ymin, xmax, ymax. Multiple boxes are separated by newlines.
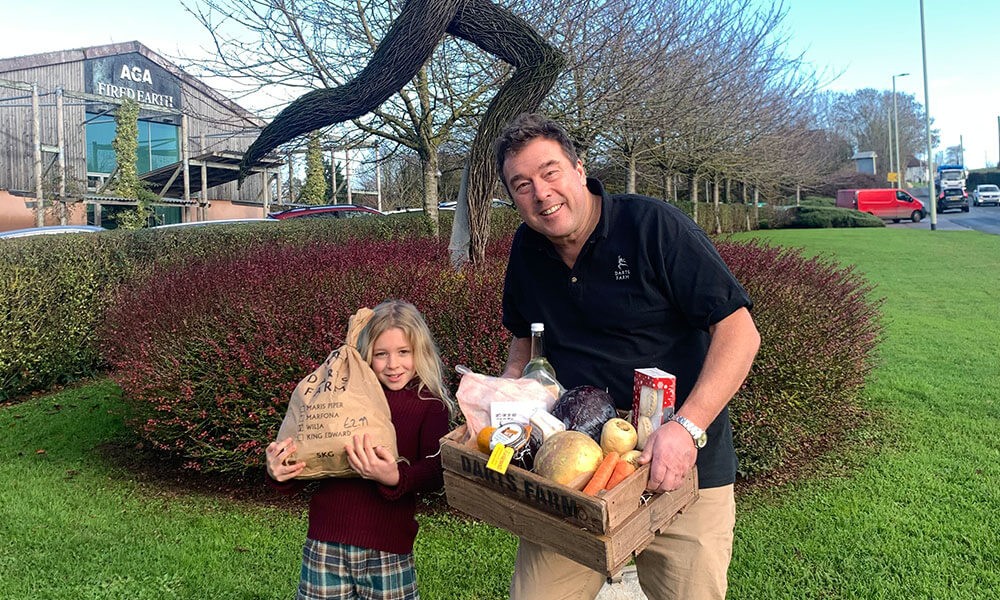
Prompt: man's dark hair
<box><xmin>494</xmin><ymin>113</ymin><xmax>579</xmax><ymax>179</ymax></box>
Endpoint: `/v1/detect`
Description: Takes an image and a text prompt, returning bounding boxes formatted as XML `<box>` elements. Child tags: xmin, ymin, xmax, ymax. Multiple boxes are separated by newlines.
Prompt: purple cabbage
<box><xmin>551</xmin><ymin>385</ymin><xmax>617</xmax><ymax>443</ymax></box>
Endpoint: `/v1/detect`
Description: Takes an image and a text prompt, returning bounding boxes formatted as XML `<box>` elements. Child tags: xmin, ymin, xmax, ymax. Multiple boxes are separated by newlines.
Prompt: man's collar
<box><xmin>587</xmin><ymin>177</ymin><xmax>611</xmax><ymax>241</ymax></box>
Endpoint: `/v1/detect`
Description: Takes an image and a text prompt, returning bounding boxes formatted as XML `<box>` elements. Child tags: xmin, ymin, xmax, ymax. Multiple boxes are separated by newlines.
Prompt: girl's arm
<box><xmin>378</xmin><ymin>400</ymin><xmax>451</xmax><ymax>500</ymax></box>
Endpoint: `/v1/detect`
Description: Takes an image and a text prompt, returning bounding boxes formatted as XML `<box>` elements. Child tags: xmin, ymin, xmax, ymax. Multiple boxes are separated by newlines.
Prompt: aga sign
<box><xmin>84</xmin><ymin>54</ymin><xmax>182</xmax><ymax>110</ymax></box>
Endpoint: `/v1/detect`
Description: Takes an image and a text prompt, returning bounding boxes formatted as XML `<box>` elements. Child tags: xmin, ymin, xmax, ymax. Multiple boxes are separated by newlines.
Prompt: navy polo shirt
<box><xmin>502</xmin><ymin>178</ymin><xmax>752</xmax><ymax>487</ymax></box>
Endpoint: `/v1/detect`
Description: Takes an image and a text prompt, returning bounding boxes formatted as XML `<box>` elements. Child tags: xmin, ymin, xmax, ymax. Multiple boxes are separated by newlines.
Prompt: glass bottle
<box><xmin>521</xmin><ymin>323</ymin><xmax>564</xmax><ymax>399</ymax></box>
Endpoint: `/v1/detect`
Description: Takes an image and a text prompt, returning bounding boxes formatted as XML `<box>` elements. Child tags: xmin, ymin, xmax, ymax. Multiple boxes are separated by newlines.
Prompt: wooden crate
<box><xmin>439</xmin><ymin>425</ymin><xmax>699</xmax><ymax>576</ymax></box>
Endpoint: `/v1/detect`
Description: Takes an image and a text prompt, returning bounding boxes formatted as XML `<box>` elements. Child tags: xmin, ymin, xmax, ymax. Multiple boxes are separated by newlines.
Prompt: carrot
<box><xmin>582</xmin><ymin>451</ymin><xmax>619</xmax><ymax>495</ymax></box>
<box><xmin>604</xmin><ymin>458</ymin><xmax>637</xmax><ymax>490</ymax></box>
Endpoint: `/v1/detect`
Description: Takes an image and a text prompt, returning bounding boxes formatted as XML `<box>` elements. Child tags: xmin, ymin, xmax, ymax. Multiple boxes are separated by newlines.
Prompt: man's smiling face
<box><xmin>502</xmin><ymin>137</ymin><xmax>597</xmax><ymax>247</ymax></box>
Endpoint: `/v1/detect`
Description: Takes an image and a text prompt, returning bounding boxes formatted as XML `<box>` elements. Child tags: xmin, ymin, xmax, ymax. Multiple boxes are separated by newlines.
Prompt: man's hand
<box><xmin>265</xmin><ymin>437</ymin><xmax>306</xmax><ymax>482</ymax></box>
<box><xmin>345</xmin><ymin>433</ymin><xmax>400</xmax><ymax>486</ymax></box>
<box><xmin>637</xmin><ymin>420</ymin><xmax>696</xmax><ymax>493</ymax></box>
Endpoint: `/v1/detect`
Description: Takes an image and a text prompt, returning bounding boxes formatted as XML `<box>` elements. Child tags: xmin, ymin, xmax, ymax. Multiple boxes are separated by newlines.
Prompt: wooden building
<box><xmin>0</xmin><ymin>41</ymin><xmax>283</xmax><ymax>230</ymax></box>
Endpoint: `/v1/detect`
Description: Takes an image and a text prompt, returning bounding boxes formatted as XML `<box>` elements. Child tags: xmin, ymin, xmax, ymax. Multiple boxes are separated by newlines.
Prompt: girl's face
<box><xmin>370</xmin><ymin>326</ymin><xmax>416</xmax><ymax>391</ymax></box>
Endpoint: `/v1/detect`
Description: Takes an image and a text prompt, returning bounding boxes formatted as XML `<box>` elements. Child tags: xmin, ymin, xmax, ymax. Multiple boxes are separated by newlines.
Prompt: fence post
<box><xmin>32</xmin><ymin>83</ymin><xmax>44</xmax><ymax>227</ymax></box>
<box><xmin>56</xmin><ymin>87</ymin><xmax>67</xmax><ymax>225</ymax></box>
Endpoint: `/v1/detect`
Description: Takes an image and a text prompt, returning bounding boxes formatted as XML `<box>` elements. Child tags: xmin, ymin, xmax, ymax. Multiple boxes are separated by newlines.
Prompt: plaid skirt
<box><xmin>298</xmin><ymin>538</ymin><xmax>419</xmax><ymax>600</ymax></box>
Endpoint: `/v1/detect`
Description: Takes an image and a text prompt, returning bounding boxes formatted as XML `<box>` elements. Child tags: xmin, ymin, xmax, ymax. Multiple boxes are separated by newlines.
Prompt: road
<box><xmin>887</xmin><ymin>204</ymin><xmax>1000</xmax><ymax>235</ymax></box>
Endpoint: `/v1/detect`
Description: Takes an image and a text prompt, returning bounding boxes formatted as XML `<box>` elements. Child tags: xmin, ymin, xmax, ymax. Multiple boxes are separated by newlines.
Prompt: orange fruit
<box><xmin>476</xmin><ymin>426</ymin><xmax>497</xmax><ymax>454</ymax></box>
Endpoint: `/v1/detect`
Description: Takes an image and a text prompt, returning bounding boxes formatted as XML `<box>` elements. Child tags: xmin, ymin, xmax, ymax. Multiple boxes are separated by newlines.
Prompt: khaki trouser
<box><xmin>509</xmin><ymin>484</ymin><xmax>736</xmax><ymax>600</ymax></box>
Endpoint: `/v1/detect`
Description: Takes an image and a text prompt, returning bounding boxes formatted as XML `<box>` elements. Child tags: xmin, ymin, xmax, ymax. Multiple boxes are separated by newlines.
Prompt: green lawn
<box><xmin>2</xmin><ymin>228</ymin><xmax>997</xmax><ymax>599</ymax></box>
<box><xmin>726</xmin><ymin>229</ymin><xmax>999</xmax><ymax>599</ymax></box>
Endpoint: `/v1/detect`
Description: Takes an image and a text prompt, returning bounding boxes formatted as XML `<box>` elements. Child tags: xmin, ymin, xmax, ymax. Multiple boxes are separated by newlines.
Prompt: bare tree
<box><xmin>521</xmin><ymin>0</ymin><xmax>823</xmax><ymax>214</ymax></box>
<box><xmin>818</xmin><ymin>88</ymin><xmax>938</xmax><ymax>182</ymax></box>
<box><xmin>185</xmin><ymin>0</ymin><xmax>839</xmax><ymax>247</ymax></box>
<box><xmin>183</xmin><ymin>0</ymin><xmax>508</xmax><ymax>234</ymax></box>
<box><xmin>588</xmin><ymin>0</ymin><xmax>824</xmax><ymax>216</ymax></box>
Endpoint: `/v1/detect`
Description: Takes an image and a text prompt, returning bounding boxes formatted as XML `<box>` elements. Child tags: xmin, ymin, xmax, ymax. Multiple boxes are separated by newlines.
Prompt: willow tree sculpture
<box><xmin>238</xmin><ymin>0</ymin><xmax>565</xmax><ymax>265</ymax></box>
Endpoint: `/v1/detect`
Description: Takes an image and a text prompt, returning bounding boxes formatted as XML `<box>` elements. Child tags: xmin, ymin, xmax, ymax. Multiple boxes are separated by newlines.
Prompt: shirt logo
<box><xmin>614</xmin><ymin>255</ymin><xmax>631</xmax><ymax>281</ymax></box>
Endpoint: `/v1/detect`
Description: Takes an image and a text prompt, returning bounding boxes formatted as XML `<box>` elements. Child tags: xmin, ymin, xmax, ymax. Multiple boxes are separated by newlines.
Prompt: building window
<box><xmin>86</xmin><ymin>113</ymin><xmax>117</xmax><ymax>174</ymax></box>
<box><xmin>148</xmin><ymin>122</ymin><xmax>180</xmax><ymax>171</ymax></box>
<box><xmin>86</xmin><ymin>112</ymin><xmax>180</xmax><ymax>175</ymax></box>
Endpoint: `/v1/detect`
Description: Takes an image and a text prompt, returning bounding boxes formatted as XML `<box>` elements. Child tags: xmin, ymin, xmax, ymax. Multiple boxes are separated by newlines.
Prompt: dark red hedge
<box><xmin>99</xmin><ymin>235</ymin><xmax>881</xmax><ymax>479</ymax></box>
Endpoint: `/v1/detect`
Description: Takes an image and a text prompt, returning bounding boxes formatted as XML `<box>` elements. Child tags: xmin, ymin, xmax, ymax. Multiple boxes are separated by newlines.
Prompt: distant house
<box><xmin>905</xmin><ymin>156</ymin><xmax>928</xmax><ymax>184</ymax></box>
<box><xmin>851</xmin><ymin>151</ymin><xmax>878</xmax><ymax>175</ymax></box>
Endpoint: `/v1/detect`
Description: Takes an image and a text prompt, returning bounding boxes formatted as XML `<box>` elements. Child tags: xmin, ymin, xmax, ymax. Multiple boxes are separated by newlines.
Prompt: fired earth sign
<box><xmin>84</xmin><ymin>53</ymin><xmax>182</xmax><ymax>110</ymax></box>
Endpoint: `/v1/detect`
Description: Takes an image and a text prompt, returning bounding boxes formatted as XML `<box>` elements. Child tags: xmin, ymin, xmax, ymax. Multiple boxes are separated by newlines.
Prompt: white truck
<box><xmin>934</xmin><ymin>164</ymin><xmax>967</xmax><ymax>192</ymax></box>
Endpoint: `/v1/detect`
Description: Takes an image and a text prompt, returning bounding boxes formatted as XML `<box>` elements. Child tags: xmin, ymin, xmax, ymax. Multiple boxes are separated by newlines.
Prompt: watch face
<box><xmin>674</xmin><ymin>416</ymin><xmax>707</xmax><ymax>449</ymax></box>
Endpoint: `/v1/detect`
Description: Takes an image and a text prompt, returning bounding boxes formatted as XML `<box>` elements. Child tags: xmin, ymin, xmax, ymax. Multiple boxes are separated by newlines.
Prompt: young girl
<box><xmin>265</xmin><ymin>300</ymin><xmax>455</xmax><ymax>600</ymax></box>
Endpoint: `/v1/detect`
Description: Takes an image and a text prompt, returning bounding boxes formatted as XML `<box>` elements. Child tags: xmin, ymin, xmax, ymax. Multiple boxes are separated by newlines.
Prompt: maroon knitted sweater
<box><xmin>269</xmin><ymin>381</ymin><xmax>451</xmax><ymax>554</ymax></box>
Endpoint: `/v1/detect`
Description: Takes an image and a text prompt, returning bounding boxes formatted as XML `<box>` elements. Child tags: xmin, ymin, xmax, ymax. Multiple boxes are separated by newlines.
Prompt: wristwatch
<box><xmin>672</xmin><ymin>415</ymin><xmax>707</xmax><ymax>449</ymax></box>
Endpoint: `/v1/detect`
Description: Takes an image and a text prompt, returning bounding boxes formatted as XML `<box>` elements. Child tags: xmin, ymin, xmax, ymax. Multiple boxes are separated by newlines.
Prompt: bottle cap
<box><xmin>530</xmin><ymin>322</ymin><xmax>544</xmax><ymax>332</ymax></box>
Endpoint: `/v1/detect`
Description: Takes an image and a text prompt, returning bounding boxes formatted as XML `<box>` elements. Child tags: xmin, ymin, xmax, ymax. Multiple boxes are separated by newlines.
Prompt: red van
<box><xmin>836</xmin><ymin>188</ymin><xmax>926</xmax><ymax>223</ymax></box>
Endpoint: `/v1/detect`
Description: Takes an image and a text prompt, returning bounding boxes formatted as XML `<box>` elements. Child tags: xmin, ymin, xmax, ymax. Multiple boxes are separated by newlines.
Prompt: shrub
<box><xmin>0</xmin><ymin>232</ymin><xmax>130</xmax><ymax>399</ymax></box>
<box><xmin>0</xmin><ymin>223</ymin><xmax>292</xmax><ymax>400</ymax></box>
<box><xmin>717</xmin><ymin>240</ymin><xmax>884</xmax><ymax>475</ymax></box>
<box><xmin>798</xmin><ymin>196</ymin><xmax>836</xmax><ymax>208</ymax></box>
<box><xmin>768</xmin><ymin>206</ymin><xmax>886</xmax><ymax>229</ymax></box>
<box><xmin>98</xmin><ymin>236</ymin><xmax>511</xmax><ymax>474</ymax></box>
<box><xmin>671</xmin><ymin>201</ymin><xmax>761</xmax><ymax>233</ymax></box>
<box><xmin>0</xmin><ymin>212</ymin><xmax>519</xmax><ymax>400</ymax></box>
<box><xmin>100</xmin><ymin>233</ymin><xmax>882</xmax><ymax>480</ymax></box>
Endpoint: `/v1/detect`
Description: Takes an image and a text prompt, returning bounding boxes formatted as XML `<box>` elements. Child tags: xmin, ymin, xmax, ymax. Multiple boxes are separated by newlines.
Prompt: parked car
<box><xmin>267</xmin><ymin>204</ymin><xmax>383</xmax><ymax>219</ymax></box>
<box><xmin>150</xmin><ymin>218</ymin><xmax>277</xmax><ymax>230</ymax></box>
<box><xmin>937</xmin><ymin>187</ymin><xmax>970</xmax><ymax>213</ymax></box>
<box><xmin>0</xmin><ymin>225</ymin><xmax>105</xmax><ymax>239</ymax></box>
<box><xmin>386</xmin><ymin>198</ymin><xmax>514</xmax><ymax>214</ymax></box>
<box><xmin>835</xmin><ymin>188</ymin><xmax>925</xmax><ymax>223</ymax></box>
<box><xmin>972</xmin><ymin>184</ymin><xmax>1000</xmax><ymax>207</ymax></box>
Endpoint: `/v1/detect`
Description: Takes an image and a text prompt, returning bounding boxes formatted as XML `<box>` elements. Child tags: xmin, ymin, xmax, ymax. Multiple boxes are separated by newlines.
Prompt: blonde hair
<box><xmin>356</xmin><ymin>300</ymin><xmax>455</xmax><ymax>417</ymax></box>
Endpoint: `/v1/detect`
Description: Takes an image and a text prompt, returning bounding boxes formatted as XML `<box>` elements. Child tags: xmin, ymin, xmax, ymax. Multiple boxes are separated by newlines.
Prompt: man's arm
<box><xmin>501</xmin><ymin>336</ymin><xmax>531</xmax><ymax>378</ymax></box>
<box><xmin>639</xmin><ymin>307</ymin><xmax>760</xmax><ymax>492</ymax></box>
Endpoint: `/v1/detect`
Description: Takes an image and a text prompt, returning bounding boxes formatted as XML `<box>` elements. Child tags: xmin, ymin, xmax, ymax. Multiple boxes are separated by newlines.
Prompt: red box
<box><xmin>631</xmin><ymin>368</ymin><xmax>676</xmax><ymax>448</ymax></box>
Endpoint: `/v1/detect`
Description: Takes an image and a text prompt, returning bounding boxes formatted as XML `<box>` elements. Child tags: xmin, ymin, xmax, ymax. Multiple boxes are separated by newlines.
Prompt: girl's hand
<box><xmin>346</xmin><ymin>433</ymin><xmax>400</xmax><ymax>486</ymax></box>
<box><xmin>265</xmin><ymin>437</ymin><xmax>305</xmax><ymax>482</ymax></box>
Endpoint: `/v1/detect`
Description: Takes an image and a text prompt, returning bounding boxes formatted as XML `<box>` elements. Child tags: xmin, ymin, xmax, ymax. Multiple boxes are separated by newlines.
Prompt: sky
<box><xmin>2</xmin><ymin>0</ymin><xmax>998</xmax><ymax>169</ymax></box>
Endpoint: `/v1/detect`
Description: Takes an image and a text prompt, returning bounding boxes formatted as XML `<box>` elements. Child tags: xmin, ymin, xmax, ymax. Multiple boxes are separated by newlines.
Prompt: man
<box><xmin>496</xmin><ymin>113</ymin><xmax>760</xmax><ymax>600</ymax></box>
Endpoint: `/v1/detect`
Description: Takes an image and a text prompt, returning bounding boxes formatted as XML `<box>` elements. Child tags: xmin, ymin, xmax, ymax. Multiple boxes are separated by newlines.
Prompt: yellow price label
<box><xmin>486</xmin><ymin>443</ymin><xmax>514</xmax><ymax>474</ymax></box>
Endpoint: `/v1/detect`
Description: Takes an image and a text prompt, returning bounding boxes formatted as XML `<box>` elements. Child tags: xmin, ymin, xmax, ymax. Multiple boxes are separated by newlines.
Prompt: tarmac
<box><xmin>595</xmin><ymin>565</ymin><xmax>647</xmax><ymax>600</ymax></box>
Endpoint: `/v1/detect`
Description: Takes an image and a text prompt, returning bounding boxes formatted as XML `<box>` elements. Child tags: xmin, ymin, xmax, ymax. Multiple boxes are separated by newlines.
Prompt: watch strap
<box><xmin>672</xmin><ymin>415</ymin><xmax>707</xmax><ymax>448</ymax></box>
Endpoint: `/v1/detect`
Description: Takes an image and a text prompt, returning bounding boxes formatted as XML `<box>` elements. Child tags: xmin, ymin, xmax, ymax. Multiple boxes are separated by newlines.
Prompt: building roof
<box><xmin>140</xmin><ymin>151</ymin><xmax>283</xmax><ymax>199</ymax></box>
<box><xmin>0</xmin><ymin>41</ymin><xmax>265</xmax><ymax>129</ymax></box>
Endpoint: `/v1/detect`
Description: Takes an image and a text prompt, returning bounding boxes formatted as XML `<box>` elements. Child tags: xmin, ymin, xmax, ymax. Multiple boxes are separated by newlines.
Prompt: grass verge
<box><xmin>726</xmin><ymin>229</ymin><xmax>999</xmax><ymax>599</ymax></box>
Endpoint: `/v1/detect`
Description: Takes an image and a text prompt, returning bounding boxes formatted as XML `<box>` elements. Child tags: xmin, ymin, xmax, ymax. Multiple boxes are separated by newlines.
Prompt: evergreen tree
<box><xmin>112</xmin><ymin>98</ymin><xmax>141</xmax><ymax>200</ymax></box>
<box><xmin>111</xmin><ymin>98</ymin><xmax>156</xmax><ymax>229</ymax></box>
<box><xmin>298</xmin><ymin>132</ymin><xmax>327</xmax><ymax>205</ymax></box>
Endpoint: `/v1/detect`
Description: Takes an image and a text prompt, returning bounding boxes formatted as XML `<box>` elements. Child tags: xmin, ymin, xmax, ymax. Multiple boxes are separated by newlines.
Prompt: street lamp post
<box><xmin>887</xmin><ymin>108</ymin><xmax>895</xmax><ymax>185</ymax></box>
<box><xmin>892</xmin><ymin>72</ymin><xmax>909</xmax><ymax>189</ymax></box>
<box><xmin>919</xmin><ymin>0</ymin><xmax>936</xmax><ymax>229</ymax></box>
